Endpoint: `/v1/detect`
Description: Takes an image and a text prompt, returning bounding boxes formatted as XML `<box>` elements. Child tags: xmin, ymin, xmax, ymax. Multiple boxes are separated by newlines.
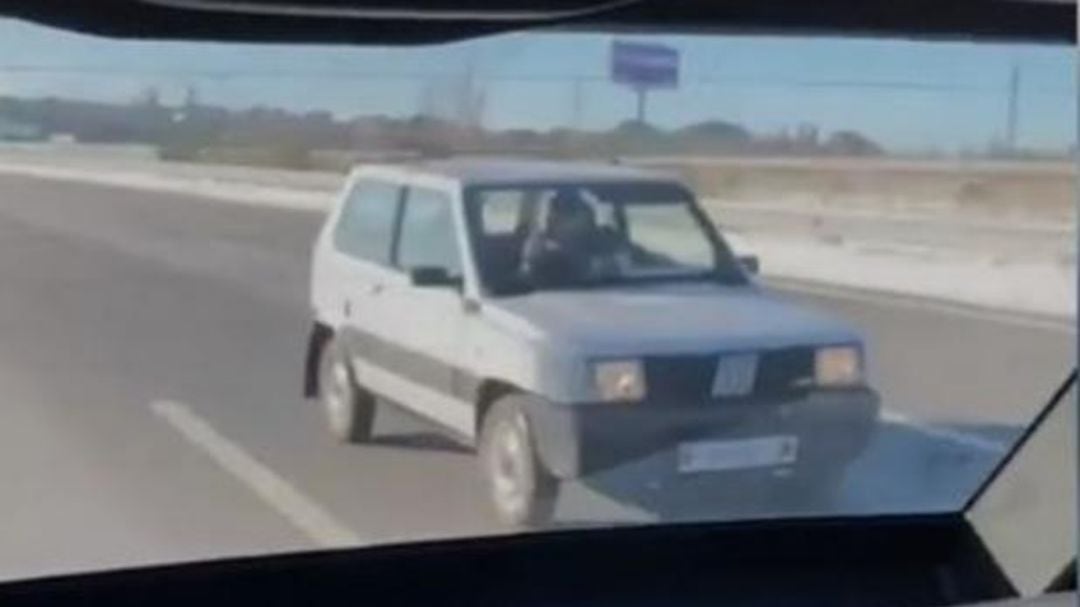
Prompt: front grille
<box><xmin>643</xmin><ymin>354</ymin><xmax>716</xmax><ymax>402</ymax></box>
<box><xmin>643</xmin><ymin>346</ymin><xmax>815</xmax><ymax>403</ymax></box>
<box><xmin>755</xmin><ymin>347</ymin><xmax>815</xmax><ymax>398</ymax></box>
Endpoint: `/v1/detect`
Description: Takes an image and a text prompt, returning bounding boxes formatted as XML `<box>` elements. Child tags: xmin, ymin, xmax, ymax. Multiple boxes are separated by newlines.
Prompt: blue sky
<box><xmin>0</xmin><ymin>17</ymin><xmax>1074</xmax><ymax>153</ymax></box>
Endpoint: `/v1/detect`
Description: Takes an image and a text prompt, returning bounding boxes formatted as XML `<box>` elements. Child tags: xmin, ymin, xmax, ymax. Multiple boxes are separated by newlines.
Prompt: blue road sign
<box><xmin>610</xmin><ymin>40</ymin><xmax>679</xmax><ymax>90</ymax></box>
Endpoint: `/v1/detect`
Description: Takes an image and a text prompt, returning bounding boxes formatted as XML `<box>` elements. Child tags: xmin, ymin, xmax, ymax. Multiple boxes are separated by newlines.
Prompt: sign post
<box><xmin>610</xmin><ymin>40</ymin><xmax>679</xmax><ymax>126</ymax></box>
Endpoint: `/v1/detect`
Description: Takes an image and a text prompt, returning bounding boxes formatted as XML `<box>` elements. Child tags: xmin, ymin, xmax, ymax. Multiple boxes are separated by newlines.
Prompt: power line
<box><xmin>0</xmin><ymin>64</ymin><xmax>1072</xmax><ymax>95</ymax></box>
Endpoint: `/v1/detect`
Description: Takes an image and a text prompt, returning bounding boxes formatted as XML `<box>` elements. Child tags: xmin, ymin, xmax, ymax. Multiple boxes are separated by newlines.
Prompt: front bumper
<box><xmin>525</xmin><ymin>388</ymin><xmax>880</xmax><ymax>480</ymax></box>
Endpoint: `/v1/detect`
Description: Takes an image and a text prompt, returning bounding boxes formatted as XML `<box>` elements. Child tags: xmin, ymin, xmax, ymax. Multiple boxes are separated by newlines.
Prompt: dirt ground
<box><xmin>636</xmin><ymin>156</ymin><xmax>1075</xmax><ymax>224</ymax></box>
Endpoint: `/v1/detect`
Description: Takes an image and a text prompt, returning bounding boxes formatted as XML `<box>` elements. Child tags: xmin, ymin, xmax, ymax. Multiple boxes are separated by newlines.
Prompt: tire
<box><xmin>318</xmin><ymin>337</ymin><xmax>376</xmax><ymax>443</ymax></box>
<box><xmin>478</xmin><ymin>395</ymin><xmax>560</xmax><ymax>528</ymax></box>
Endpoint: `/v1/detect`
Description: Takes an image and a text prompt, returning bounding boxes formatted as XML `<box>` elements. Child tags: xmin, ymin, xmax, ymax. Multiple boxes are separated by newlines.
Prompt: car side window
<box><xmin>333</xmin><ymin>179</ymin><xmax>402</xmax><ymax>265</ymax></box>
<box><xmin>396</xmin><ymin>187</ymin><xmax>462</xmax><ymax>276</ymax></box>
<box><xmin>622</xmin><ymin>203</ymin><xmax>715</xmax><ymax>270</ymax></box>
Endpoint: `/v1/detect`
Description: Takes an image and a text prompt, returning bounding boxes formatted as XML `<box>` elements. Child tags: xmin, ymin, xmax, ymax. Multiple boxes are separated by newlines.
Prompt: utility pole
<box><xmin>1005</xmin><ymin>63</ymin><xmax>1020</xmax><ymax>151</ymax></box>
<box><xmin>569</xmin><ymin>77</ymin><xmax>584</xmax><ymax>130</ymax></box>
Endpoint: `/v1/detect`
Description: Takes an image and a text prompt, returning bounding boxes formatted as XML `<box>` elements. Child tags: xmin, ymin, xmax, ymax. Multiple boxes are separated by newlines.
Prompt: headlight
<box><xmin>815</xmin><ymin>345</ymin><xmax>862</xmax><ymax>387</ymax></box>
<box><xmin>593</xmin><ymin>359</ymin><xmax>646</xmax><ymax>402</ymax></box>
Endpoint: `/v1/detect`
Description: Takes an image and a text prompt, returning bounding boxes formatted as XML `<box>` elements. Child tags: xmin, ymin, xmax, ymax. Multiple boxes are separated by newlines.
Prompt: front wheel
<box><xmin>318</xmin><ymin>338</ymin><xmax>376</xmax><ymax>443</ymax></box>
<box><xmin>479</xmin><ymin>395</ymin><xmax>560</xmax><ymax>528</ymax></box>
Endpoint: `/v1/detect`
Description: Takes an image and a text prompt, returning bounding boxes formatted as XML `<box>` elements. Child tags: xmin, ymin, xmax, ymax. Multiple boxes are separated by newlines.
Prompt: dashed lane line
<box><xmin>150</xmin><ymin>399</ymin><xmax>362</xmax><ymax>548</ymax></box>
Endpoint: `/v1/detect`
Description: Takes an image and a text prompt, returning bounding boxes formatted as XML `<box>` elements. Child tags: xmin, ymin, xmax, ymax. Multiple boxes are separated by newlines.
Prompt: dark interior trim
<box><xmin>0</xmin><ymin>513</ymin><xmax>1015</xmax><ymax>607</ymax></box>
<box><xmin>0</xmin><ymin>0</ymin><xmax>1073</xmax><ymax>44</ymax></box>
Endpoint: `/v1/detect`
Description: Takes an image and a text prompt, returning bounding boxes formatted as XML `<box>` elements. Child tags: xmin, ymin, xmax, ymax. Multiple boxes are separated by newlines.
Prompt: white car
<box><xmin>304</xmin><ymin>158</ymin><xmax>879</xmax><ymax>526</ymax></box>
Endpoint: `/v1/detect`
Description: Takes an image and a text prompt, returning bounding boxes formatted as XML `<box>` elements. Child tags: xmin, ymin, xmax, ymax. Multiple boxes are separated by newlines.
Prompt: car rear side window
<box><xmin>334</xmin><ymin>179</ymin><xmax>402</xmax><ymax>265</ymax></box>
<box><xmin>396</xmin><ymin>187</ymin><xmax>462</xmax><ymax>276</ymax></box>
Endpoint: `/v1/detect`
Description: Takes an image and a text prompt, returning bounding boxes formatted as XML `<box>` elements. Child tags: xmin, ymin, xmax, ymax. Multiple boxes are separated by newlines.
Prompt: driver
<box><xmin>520</xmin><ymin>189</ymin><xmax>613</xmax><ymax>286</ymax></box>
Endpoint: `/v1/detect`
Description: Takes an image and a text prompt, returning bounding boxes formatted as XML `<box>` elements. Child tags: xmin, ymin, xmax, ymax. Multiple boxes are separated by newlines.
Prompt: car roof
<box><xmin>359</xmin><ymin>157</ymin><xmax>678</xmax><ymax>188</ymax></box>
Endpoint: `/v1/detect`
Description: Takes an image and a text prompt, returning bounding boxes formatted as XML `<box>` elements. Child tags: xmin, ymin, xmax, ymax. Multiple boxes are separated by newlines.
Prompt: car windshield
<box><xmin>467</xmin><ymin>181</ymin><xmax>747</xmax><ymax>294</ymax></box>
<box><xmin>0</xmin><ymin>15</ymin><xmax>1074</xmax><ymax>583</ymax></box>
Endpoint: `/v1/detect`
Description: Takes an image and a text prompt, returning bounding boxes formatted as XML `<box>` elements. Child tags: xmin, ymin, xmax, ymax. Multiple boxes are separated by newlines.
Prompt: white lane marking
<box><xmin>150</xmin><ymin>400</ymin><xmax>362</xmax><ymax>548</ymax></box>
<box><xmin>881</xmin><ymin>407</ymin><xmax>1009</xmax><ymax>454</ymax></box>
<box><xmin>351</xmin><ymin>357</ymin><xmax>475</xmax><ymax>440</ymax></box>
<box><xmin>771</xmin><ymin>278</ymin><xmax>1074</xmax><ymax>335</ymax></box>
<box><xmin>0</xmin><ymin>162</ymin><xmax>331</xmax><ymax>212</ymax></box>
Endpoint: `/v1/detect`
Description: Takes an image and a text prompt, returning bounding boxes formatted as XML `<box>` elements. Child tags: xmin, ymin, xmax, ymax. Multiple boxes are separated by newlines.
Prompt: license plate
<box><xmin>677</xmin><ymin>436</ymin><xmax>798</xmax><ymax>473</ymax></box>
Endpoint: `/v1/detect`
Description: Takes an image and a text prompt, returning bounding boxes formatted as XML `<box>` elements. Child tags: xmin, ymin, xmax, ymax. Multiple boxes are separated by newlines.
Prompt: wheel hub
<box><xmin>323</xmin><ymin>359</ymin><xmax>352</xmax><ymax>433</ymax></box>
<box><xmin>490</xmin><ymin>416</ymin><xmax>529</xmax><ymax>516</ymax></box>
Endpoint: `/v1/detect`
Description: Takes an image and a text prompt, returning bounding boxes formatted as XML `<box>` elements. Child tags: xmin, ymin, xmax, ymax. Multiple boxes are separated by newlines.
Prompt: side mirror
<box><xmin>409</xmin><ymin>266</ymin><xmax>462</xmax><ymax>289</ymax></box>
<box><xmin>738</xmin><ymin>255</ymin><xmax>760</xmax><ymax>275</ymax></box>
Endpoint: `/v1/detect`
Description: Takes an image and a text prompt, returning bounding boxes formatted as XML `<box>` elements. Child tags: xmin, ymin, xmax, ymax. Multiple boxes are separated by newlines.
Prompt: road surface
<box><xmin>0</xmin><ymin>175</ymin><xmax>1071</xmax><ymax>581</ymax></box>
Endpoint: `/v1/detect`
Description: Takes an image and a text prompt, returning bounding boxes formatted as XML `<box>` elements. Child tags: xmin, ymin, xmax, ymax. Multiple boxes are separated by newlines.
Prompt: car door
<box><xmin>377</xmin><ymin>183</ymin><xmax>475</xmax><ymax>439</ymax></box>
<box><xmin>316</xmin><ymin>175</ymin><xmax>405</xmax><ymax>375</ymax></box>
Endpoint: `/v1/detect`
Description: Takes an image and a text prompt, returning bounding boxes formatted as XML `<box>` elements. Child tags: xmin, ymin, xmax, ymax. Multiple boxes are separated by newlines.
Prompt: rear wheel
<box><xmin>318</xmin><ymin>338</ymin><xmax>376</xmax><ymax>443</ymax></box>
<box><xmin>479</xmin><ymin>395</ymin><xmax>560</xmax><ymax>528</ymax></box>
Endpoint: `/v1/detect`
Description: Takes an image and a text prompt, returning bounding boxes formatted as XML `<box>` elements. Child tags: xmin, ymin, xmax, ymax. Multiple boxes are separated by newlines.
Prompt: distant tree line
<box><xmin>0</xmin><ymin>94</ymin><xmax>889</xmax><ymax>167</ymax></box>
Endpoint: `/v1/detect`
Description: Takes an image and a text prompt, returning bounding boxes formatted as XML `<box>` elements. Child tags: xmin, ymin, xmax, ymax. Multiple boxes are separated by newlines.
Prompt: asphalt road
<box><xmin>0</xmin><ymin>175</ymin><xmax>1071</xmax><ymax>581</ymax></box>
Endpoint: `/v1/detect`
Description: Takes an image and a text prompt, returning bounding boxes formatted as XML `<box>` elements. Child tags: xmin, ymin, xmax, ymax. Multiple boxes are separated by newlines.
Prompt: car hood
<box><xmin>487</xmin><ymin>282</ymin><xmax>859</xmax><ymax>356</ymax></box>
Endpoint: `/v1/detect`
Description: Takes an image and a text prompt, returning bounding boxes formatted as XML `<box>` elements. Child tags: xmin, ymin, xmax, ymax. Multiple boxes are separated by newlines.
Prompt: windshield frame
<box><xmin>462</xmin><ymin>179</ymin><xmax>749</xmax><ymax>296</ymax></box>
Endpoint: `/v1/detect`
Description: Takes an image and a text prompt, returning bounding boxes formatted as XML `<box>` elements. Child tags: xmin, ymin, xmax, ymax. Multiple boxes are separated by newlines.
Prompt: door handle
<box><xmin>367</xmin><ymin>283</ymin><xmax>384</xmax><ymax>295</ymax></box>
<box><xmin>343</xmin><ymin>298</ymin><xmax>352</xmax><ymax>318</ymax></box>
